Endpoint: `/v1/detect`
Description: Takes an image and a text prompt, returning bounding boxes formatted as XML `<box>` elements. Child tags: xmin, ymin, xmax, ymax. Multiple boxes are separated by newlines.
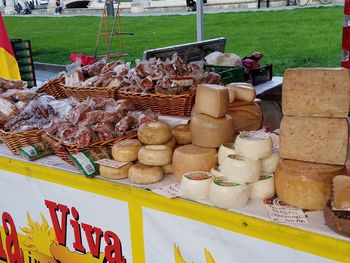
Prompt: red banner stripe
<box><xmin>0</xmin><ymin>13</ymin><xmax>15</xmax><ymax>57</ymax></box>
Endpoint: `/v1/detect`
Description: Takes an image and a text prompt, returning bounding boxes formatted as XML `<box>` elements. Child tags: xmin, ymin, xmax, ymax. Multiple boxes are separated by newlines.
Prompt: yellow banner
<box><xmin>0</xmin><ymin>48</ymin><xmax>20</xmax><ymax>80</ymax></box>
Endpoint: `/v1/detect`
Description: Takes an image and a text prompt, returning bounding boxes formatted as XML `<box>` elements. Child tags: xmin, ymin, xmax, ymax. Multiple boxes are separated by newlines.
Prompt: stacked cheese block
<box><xmin>276</xmin><ymin>68</ymin><xmax>350</xmax><ymax>210</ymax></box>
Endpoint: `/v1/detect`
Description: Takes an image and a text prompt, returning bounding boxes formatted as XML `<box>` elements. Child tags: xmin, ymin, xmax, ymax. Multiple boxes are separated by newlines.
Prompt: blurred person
<box><xmin>55</xmin><ymin>0</ymin><xmax>63</xmax><ymax>15</ymax></box>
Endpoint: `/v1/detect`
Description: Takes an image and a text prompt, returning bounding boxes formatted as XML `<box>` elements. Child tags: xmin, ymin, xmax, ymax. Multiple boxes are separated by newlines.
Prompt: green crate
<box><xmin>205</xmin><ymin>65</ymin><xmax>245</xmax><ymax>85</ymax></box>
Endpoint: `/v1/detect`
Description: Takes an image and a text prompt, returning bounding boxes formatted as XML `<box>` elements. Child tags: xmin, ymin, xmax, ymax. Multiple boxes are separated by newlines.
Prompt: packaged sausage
<box><xmin>19</xmin><ymin>142</ymin><xmax>53</xmax><ymax>161</ymax></box>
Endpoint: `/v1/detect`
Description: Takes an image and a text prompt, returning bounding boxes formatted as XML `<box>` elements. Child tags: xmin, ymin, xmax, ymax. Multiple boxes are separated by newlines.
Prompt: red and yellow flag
<box><xmin>0</xmin><ymin>13</ymin><xmax>20</xmax><ymax>80</ymax></box>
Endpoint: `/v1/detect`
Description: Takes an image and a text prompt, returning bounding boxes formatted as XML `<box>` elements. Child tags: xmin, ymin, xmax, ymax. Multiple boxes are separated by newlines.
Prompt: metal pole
<box><xmin>196</xmin><ymin>0</ymin><xmax>204</xmax><ymax>41</ymax></box>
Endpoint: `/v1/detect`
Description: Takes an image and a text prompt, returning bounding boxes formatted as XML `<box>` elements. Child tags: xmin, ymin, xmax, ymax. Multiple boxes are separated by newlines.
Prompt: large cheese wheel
<box><xmin>249</xmin><ymin>175</ymin><xmax>275</xmax><ymax>200</ymax></box>
<box><xmin>280</xmin><ymin>116</ymin><xmax>349</xmax><ymax>165</ymax></box>
<box><xmin>195</xmin><ymin>84</ymin><xmax>229</xmax><ymax>118</ymax></box>
<box><xmin>235</xmin><ymin>131</ymin><xmax>273</xmax><ymax>159</ymax></box>
<box><xmin>191</xmin><ymin>113</ymin><xmax>234</xmax><ymax>148</ymax></box>
<box><xmin>218</xmin><ymin>143</ymin><xmax>236</xmax><ymax>166</ymax></box>
<box><xmin>209</xmin><ymin>178</ymin><xmax>250</xmax><ymax>209</ymax></box>
<box><xmin>163</xmin><ymin>136</ymin><xmax>177</xmax><ymax>150</ymax></box>
<box><xmin>221</xmin><ymin>154</ymin><xmax>261</xmax><ymax>183</ymax></box>
<box><xmin>112</xmin><ymin>139</ymin><xmax>142</xmax><ymax>162</ymax></box>
<box><xmin>275</xmin><ymin>159</ymin><xmax>346</xmax><ymax>210</ymax></box>
<box><xmin>181</xmin><ymin>172</ymin><xmax>213</xmax><ymax>201</ymax></box>
<box><xmin>138</xmin><ymin>145</ymin><xmax>172</xmax><ymax>166</ymax></box>
<box><xmin>100</xmin><ymin>162</ymin><xmax>133</xmax><ymax>180</ymax></box>
<box><xmin>128</xmin><ymin>163</ymin><xmax>163</xmax><ymax>184</ymax></box>
<box><xmin>172</xmin><ymin>124</ymin><xmax>192</xmax><ymax>145</ymax></box>
<box><xmin>227</xmin><ymin>103</ymin><xmax>263</xmax><ymax>134</ymax></box>
<box><xmin>226</xmin><ymin>83</ymin><xmax>256</xmax><ymax>102</ymax></box>
<box><xmin>138</xmin><ymin>121</ymin><xmax>172</xmax><ymax>145</ymax></box>
<box><xmin>162</xmin><ymin>164</ymin><xmax>173</xmax><ymax>175</ymax></box>
<box><xmin>332</xmin><ymin>175</ymin><xmax>350</xmax><ymax>211</ymax></box>
<box><xmin>282</xmin><ymin>68</ymin><xmax>350</xmax><ymax>118</ymax></box>
<box><xmin>261</xmin><ymin>148</ymin><xmax>280</xmax><ymax>175</ymax></box>
<box><xmin>172</xmin><ymin>144</ymin><xmax>217</xmax><ymax>181</ymax></box>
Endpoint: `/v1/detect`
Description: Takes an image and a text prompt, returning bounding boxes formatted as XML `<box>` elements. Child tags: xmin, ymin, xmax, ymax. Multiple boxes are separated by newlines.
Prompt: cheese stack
<box><xmin>276</xmin><ymin>68</ymin><xmax>350</xmax><ymax>210</ymax></box>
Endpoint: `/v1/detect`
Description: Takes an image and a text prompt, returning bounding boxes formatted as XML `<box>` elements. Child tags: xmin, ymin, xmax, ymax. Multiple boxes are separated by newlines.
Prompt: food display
<box><xmin>99</xmin><ymin>161</ymin><xmax>134</xmax><ymax>180</ymax></box>
<box><xmin>181</xmin><ymin>172</ymin><xmax>213</xmax><ymax>201</ymax></box>
<box><xmin>218</xmin><ymin>143</ymin><xmax>236</xmax><ymax>166</ymax></box>
<box><xmin>137</xmin><ymin>121</ymin><xmax>172</xmax><ymax>145</ymax></box>
<box><xmin>138</xmin><ymin>145</ymin><xmax>172</xmax><ymax>166</ymax></box>
<box><xmin>226</xmin><ymin>83</ymin><xmax>256</xmax><ymax>102</ymax></box>
<box><xmin>172</xmin><ymin>124</ymin><xmax>192</xmax><ymax>145</ymax></box>
<box><xmin>111</xmin><ymin>139</ymin><xmax>142</xmax><ymax>162</ymax></box>
<box><xmin>249</xmin><ymin>175</ymin><xmax>275</xmax><ymax>200</ymax></box>
<box><xmin>128</xmin><ymin>163</ymin><xmax>164</xmax><ymax>184</ymax></box>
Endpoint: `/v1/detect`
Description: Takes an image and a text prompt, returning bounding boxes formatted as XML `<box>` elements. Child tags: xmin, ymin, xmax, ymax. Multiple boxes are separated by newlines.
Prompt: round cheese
<box><xmin>235</xmin><ymin>131</ymin><xmax>273</xmax><ymax>159</ymax></box>
<box><xmin>172</xmin><ymin>124</ymin><xmax>192</xmax><ymax>145</ymax></box>
<box><xmin>226</xmin><ymin>83</ymin><xmax>256</xmax><ymax>102</ymax></box>
<box><xmin>227</xmin><ymin>103</ymin><xmax>263</xmax><ymax>134</ymax></box>
<box><xmin>249</xmin><ymin>175</ymin><xmax>275</xmax><ymax>200</ymax></box>
<box><xmin>112</xmin><ymin>139</ymin><xmax>142</xmax><ymax>162</ymax></box>
<box><xmin>191</xmin><ymin>113</ymin><xmax>234</xmax><ymax>148</ymax></box>
<box><xmin>261</xmin><ymin>148</ymin><xmax>280</xmax><ymax>175</ymax></box>
<box><xmin>138</xmin><ymin>121</ymin><xmax>172</xmax><ymax>145</ymax></box>
<box><xmin>172</xmin><ymin>144</ymin><xmax>217</xmax><ymax>181</ymax></box>
<box><xmin>181</xmin><ymin>171</ymin><xmax>213</xmax><ymax>201</ymax></box>
<box><xmin>162</xmin><ymin>164</ymin><xmax>173</xmax><ymax>175</ymax></box>
<box><xmin>210</xmin><ymin>165</ymin><xmax>224</xmax><ymax>178</ymax></box>
<box><xmin>138</xmin><ymin>145</ymin><xmax>172</xmax><ymax>166</ymax></box>
<box><xmin>221</xmin><ymin>154</ymin><xmax>261</xmax><ymax>183</ymax></box>
<box><xmin>218</xmin><ymin>143</ymin><xmax>236</xmax><ymax>166</ymax></box>
<box><xmin>209</xmin><ymin>178</ymin><xmax>250</xmax><ymax>209</ymax></box>
<box><xmin>100</xmin><ymin>162</ymin><xmax>133</xmax><ymax>180</ymax></box>
<box><xmin>128</xmin><ymin>163</ymin><xmax>163</xmax><ymax>184</ymax></box>
<box><xmin>163</xmin><ymin>136</ymin><xmax>177</xmax><ymax>150</ymax></box>
<box><xmin>275</xmin><ymin>159</ymin><xmax>346</xmax><ymax>210</ymax></box>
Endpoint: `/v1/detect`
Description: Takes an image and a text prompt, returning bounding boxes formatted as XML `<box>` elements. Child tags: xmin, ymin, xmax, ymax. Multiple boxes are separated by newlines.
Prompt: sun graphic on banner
<box><xmin>174</xmin><ymin>243</ymin><xmax>217</xmax><ymax>263</ymax></box>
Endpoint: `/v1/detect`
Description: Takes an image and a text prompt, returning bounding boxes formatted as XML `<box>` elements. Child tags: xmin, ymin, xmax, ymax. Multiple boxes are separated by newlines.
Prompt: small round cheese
<box><xmin>218</xmin><ymin>143</ymin><xmax>236</xmax><ymax>166</ymax></box>
<box><xmin>172</xmin><ymin>124</ymin><xmax>192</xmax><ymax>145</ymax></box>
<box><xmin>138</xmin><ymin>145</ymin><xmax>172</xmax><ymax>166</ymax></box>
<box><xmin>112</xmin><ymin>139</ymin><xmax>142</xmax><ymax>162</ymax></box>
<box><xmin>100</xmin><ymin>162</ymin><xmax>133</xmax><ymax>180</ymax></box>
<box><xmin>181</xmin><ymin>171</ymin><xmax>213</xmax><ymax>201</ymax></box>
<box><xmin>249</xmin><ymin>174</ymin><xmax>275</xmax><ymax>200</ymax></box>
<box><xmin>128</xmin><ymin>163</ymin><xmax>163</xmax><ymax>184</ymax></box>
<box><xmin>191</xmin><ymin>113</ymin><xmax>234</xmax><ymax>148</ymax></box>
<box><xmin>162</xmin><ymin>164</ymin><xmax>173</xmax><ymax>175</ymax></box>
<box><xmin>235</xmin><ymin>131</ymin><xmax>273</xmax><ymax>159</ymax></box>
<box><xmin>209</xmin><ymin>178</ymin><xmax>250</xmax><ymax>209</ymax></box>
<box><xmin>172</xmin><ymin>144</ymin><xmax>217</xmax><ymax>182</ymax></box>
<box><xmin>138</xmin><ymin>121</ymin><xmax>172</xmax><ymax>145</ymax></box>
<box><xmin>221</xmin><ymin>154</ymin><xmax>261</xmax><ymax>183</ymax></box>
<box><xmin>275</xmin><ymin>159</ymin><xmax>346</xmax><ymax>210</ymax></box>
<box><xmin>261</xmin><ymin>148</ymin><xmax>280</xmax><ymax>175</ymax></box>
<box><xmin>210</xmin><ymin>165</ymin><xmax>224</xmax><ymax>178</ymax></box>
<box><xmin>163</xmin><ymin>136</ymin><xmax>177</xmax><ymax>150</ymax></box>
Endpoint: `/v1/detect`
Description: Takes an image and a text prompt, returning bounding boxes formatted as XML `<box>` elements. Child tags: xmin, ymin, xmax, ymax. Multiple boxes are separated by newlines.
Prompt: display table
<box><xmin>0</xmin><ymin>144</ymin><xmax>348</xmax><ymax>263</ymax></box>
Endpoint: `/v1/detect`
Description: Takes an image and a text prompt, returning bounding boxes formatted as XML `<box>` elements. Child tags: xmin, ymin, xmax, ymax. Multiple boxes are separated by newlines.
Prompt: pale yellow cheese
<box><xmin>227</xmin><ymin>103</ymin><xmax>263</xmax><ymax>134</ymax></box>
<box><xmin>138</xmin><ymin>145</ymin><xmax>172</xmax><ymax>166</ymax></box>
<box><xmin>282</xmin><ymin>68</ymin><xmax>350</xmax><ymax>118</ymax></box>
<box><xmin>163</xmin><ymin>136</ymin><xmax>177</xmax><ymax>150</ymax></box>
<box><xmin>195</xmin><ymin>84</ymin><xmax>229</xmax><ymax>118</ymax></box>
<box><xmin>191</xmin><ymin>113</ymin><xmax>234</xmax><ymax>148</ymax></box>
<box><xmin>112</xmin><ymin>139</ymin><xmax>142</xmax><ymax>162</ymax></box>
<box><xmin>172</xmin><ymin>144</ymin><xmax>217</xmax><ymax>181</ymax></box>
<box><xmin>162</xmin><ymin>164</ymin><xmax>173</xmax><ymax>175</ymax></box>
<box><xmin>128</xmin><ymin>163</ymin><xmax>163</xmax><ymax>184</ymax></box>
<box><xmin>275</xmin><ymin>159</ymin><xmax>346</xmax><ymax>210</ymax></box>
<box><xmin>226</xmin><ymin>83</ymin><xmax>256</xmax><ymax>102</ymax></box>
<box><xmin>138</xmin><ymin>121</ymin><xmax>172</xmax><ymax>145</ymax></box>
<box><xmin>280</xmin><ymin>116</ymin><xmax>349</xmax><ymax>165</ymax></box>
<box><xmin>100</xmin><ymin>162</ymin><xmax>134</xmax><ymax>180</ymax></box>
<box><xmin>172</xmin><ymin>124</ymin><xmax>192</xmax><ymax>145</ymax></box>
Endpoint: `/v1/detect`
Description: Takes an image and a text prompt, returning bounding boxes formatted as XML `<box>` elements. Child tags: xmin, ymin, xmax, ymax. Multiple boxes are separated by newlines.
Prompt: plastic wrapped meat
<box><xmin>43</xmin><ymin>119</ymin><xmax>64</xmax><ymax>135</ymax></box>
<box><xmin>79</xmin><ymin>110</ymin><xmax>103</xmax><ymax>126</ymax></box>
<box><xmin>0</xmin><ymin>78</ymin><xmax>26</xmax><ymax>90</ymax></box>
<box><xmin>66</xmin><ymin>104</ymin><xmax>90</xmax><ymax>125</ymax></box>
<box><xmin>0</xmin><ymin>98</ymin><xmax>17</xmax><ymax>122</ymax></box>
<box><xmin>105</xmin><ymin>99</ymin><xmax>133</xmax><ymax>114</ymax></box>
<box><xmin>14</xmin><ymin>90</ymin><xmax>37</xmax><ymax>101</ymax></box>
<box><xmin>89</xmin><ymin>97</ymin><xmax>107</xmax><ymax>110</ymax></box>
<box><xmin>97</xmin><ymin>112</ymin><xmax>121</xmax><ymax>123</ymax></box>
<box><xmin>75</xmin><ymin>127</ymin><xmax>93</xmax><ymax>148</ymax></box>
<box><xmin>49</xmin><ymin>98</ymin><xmax>77</xmax><ymax>119</ymax></box>
<box><xmin>15</xmin><ymin>101</ymin><xmax>28</xmax><ymax>111</ymax></box>
<box><xmin>114</xmin><ymin>116</ymin><xmax>135</xmax><ymax>136</ymax></box>
<box><xmin>1</xmin><ymin>89</ymin><xmax>18</xmax><ymax>100</ymax></box>
<box><xmin>94</xmin><ymin>122</ymin><xmax>115</xmax><ymax>141</ymax></box>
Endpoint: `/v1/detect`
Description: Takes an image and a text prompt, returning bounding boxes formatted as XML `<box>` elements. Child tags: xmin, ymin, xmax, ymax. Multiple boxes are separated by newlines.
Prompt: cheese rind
<box><xmin>235</xmin><ymin>131</ymin><xmax>273</xmax><ymax>159</ymax></box>
<box><xmin>280</xmin><ymin>116</ymin><xmax>349</xmax><ymax>165</ymax></box>
<box><xmin>195</xmin><ymin>84</ymin><xmax>229</xmax><ymax>118</ymax></box>
<box><xmin>100</xmin><ymin>162</ymin><xmax>133</xmax><ymax>180</ymax></box>
<box><xmin>282</xmin><ymin>68</ymin><xmax>350</xmax><ymax>118</ymax></box>
<box><xmin>181</xmin><ymin>171</ymin><xmax>213</xmax><ymax>201</ymax></box>
<box><xmin>138</xmin><ymin>121</ymin><xmax>172</xmax><ymax>145</ymax></box>
<box><xmin>218</xmin><ymin>143</ymin><xmax>236</xmax><ymax>166</ymax></box>
<box><xmin>138</xmin><ymin>145</ymin><xmax>172</xmax><ymax>166</ymax></box>
<box><xmin>227</xmin><ymin>103</ymin><xmax>263</xmax><ymax>134</ymax></box>
<box><xmin>275</xmin><ymin>159</ymin><xmax>346</xmax><ymax>210</ymax></box>
<box><xmin>261</xmin><ymin>149</ymin><xmax>280</xmax><ymax>174</ymax></box>
<box><xmin>172</xmin><ymin>124</ymin><xmax>192</xmax><ymax>145</ymax></box>
<box><xmin>163</xmin><ymin>136</ymin><xmax>177</xmax><ymax>150</ymax></box>
<box><xmin>226</xmin><ymin>83</ymin><xmax>256</xmax><ymax>102</ymax></box>
<box><xmin>128</xmin><ymin>163</ymin><xmax>163</xmax><ymax>184</ymax></box>
<box><xmin>191</xmin><ymin>113</ymin><xmax>234</xmax><ymax>148</ymax></box>
<box><xmin>112</xmin><ymin>139</ymin><xmax>142</xmax><ymax>162</ymax></box>
<box><xmin>249</xmin><ymin>175</ymin><xmax>275</xmax><ymax>200</ymax></box>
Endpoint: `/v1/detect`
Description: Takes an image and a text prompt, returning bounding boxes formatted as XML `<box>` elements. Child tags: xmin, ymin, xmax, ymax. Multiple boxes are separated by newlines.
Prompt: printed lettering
<box><xmin>81</xmin><ymin>224</ymin><xmax>103</xmax><ymax>258</ymax></box>
<box><xmin>70</xmin><ymin>207</ymin><xmax>85</xmax><ymax>253</ymax></box>
<box><xmin>104</xmin><ymin>231</ymin><xmax>126</xmax><ymax>263</ymax></box>
<box><xmin>2</xmin><ymin>212</ymin><xmax>24</xmax><ymax>263</ymax></box>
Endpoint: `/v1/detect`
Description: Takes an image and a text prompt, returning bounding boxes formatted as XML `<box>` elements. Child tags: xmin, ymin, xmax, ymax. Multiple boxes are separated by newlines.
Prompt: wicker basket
<box><xmin>37</xmin><ymin>77</ymin><xmax>66</xmax><ymax>99</ymax></box>
<box><xmin>43</xmin><ymin>130</ymin><xmax>137</xmax><ymax>165</ymax></box>
<box><xmin>62</xmin><ymin>86</ymin><xmax>119</xmax><ymax>101</ymax></box>
<box><xmin>0</xmin><ymin>129</ymin><xmax>45</xmax><ymax>155</ymax></box>
<box><xmin>118</xmin><ymin>90</ymin><xmax>196</xmax><ymax>117</ymax></box>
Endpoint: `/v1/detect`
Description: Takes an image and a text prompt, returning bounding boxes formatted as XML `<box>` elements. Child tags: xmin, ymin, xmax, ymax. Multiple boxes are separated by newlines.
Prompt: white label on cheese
<box><xmin>152</xmin><ymin>183</ymin><xmax>182</xmax><ymax>199</ymax></box>
<box><xmin>264</xmin><ymin>200</ymin><xmax>308</xmax><ymax>224</ymax></box>
<box><xmin>95</xmin><ymin>158</ymin><xmax>130</xmax><ymax>169</ymax></box>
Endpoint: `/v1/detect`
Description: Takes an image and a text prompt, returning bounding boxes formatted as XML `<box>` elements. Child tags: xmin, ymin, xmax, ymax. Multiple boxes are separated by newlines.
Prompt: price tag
<box><xmin>95</xmin><ymin>159</ymin><xmax>130</xmax><ymax>169</ymax></box>
<box><xmin>265</xmin><ymin>204</ymin><xmax>308</xmax><ymax>224</ymax></box>
<box><xmin>151</xmin><ymin>183</ymin><xmax>182</xmax><ymax>199</ymax></box>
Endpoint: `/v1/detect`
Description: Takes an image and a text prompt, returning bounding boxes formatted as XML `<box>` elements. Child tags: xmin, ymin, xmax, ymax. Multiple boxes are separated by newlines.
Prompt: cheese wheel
<box><xmin>111</xmin><ymin>139</ymin><xmax>142</xmax><ymax>162</ymax></box>
<box><xmin>99</xmin><ymin>162</ymin><xmax>133</xmax><ymax>180</ymax></box>
<box><xmin>195</xmin><ymin>84</ymin><xmax>229</xmax><ymax>118</ymax></box>
<box><xmin>138</xmin><ymin>145</ymin><xmax>172</xmax><ymax>166</ymax></box>
<box><xmin>221</xmin><ymin>154</ymin><xmax>261</xmax><ymax>183</ymax></box>
<box><xmin>210</xmin><ymin>165</ymin><xmax>224</xmax><ymax>178</ymax></box>
<box><xmin>218</xmin><ymin>143</ymin><xmax>236</xmax><ymax>166</ymax></box>
<box><xmin>128</xmin><ymin>163</ymin><xmax>163</xmax><ymax>184</ymax></box>
<box><xmin>227</xmin><ymin>103</ymin><xmax>263</xmax><ymax>134</ymax></box>
<box><xmin>181</xmin><ymin>171</ymin><xmax>213</xmax><ymax>201</ymax></box>
<box><xmin>275</xmin><ymin>159</ymin><xmax>346</xmax><ymax>210</ymax></box>
<box><xmin>163</xmin><ymin>136</ymin><xmax>177</xmax><ymax>150</ymax></box>
<box><xmin>138</xmin><ymin>121</ymin><xmax>172</xmax><ymax>145</ymax></box>
<box><xmin>332</xmin><ymin>175</ymin><xmax>350</xmax><ymax>211</ymax></box>
<box><xmin>162</xmin><ymin>164</ymin><xmax>173</xmax><ymax>175</ymax></box>
<box><xmin>261</xmin><ymin>148</ymin><xmax>280</xmax><ymax>174</ymax></box>
<box><xmin>191</xmin><ymin>113</ymin><xmax>234</xmax><ymax>148</ymax></box>
<box><xmin>228</xmin><ymin>87</ymin><xmax>235</xmax><ymax>103</ymax></box>
<box><xmin>209</xmin><ymin>178</ymin><xmax>250</xmax><ymax>209</ymax></box>
<box><xmin>226</xmin><ymin>83</ymin><xmax>256</xmax><ymax>102</ymax></box>
<box><xmin>235</xmin><ymin>131</ymin><xmax>273</xmax><ymax>159</ymax></box>
<box><xmin>249</xmin><ymin>175</ymin><xmax>275</xmax><ymax>200</ymax></box>
<box><xmin>172</xmin><ymin>144</ymin><xmax>217</xmax><ymax>181</ymax></box>
<box><xmin>172</xmin><ymin>124</ymin><xmax>192</xmax><ymax>145</ymax></box>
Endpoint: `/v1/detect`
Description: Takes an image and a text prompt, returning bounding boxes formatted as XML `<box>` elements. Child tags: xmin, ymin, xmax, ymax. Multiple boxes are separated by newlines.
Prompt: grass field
<box><xmin>4</xmin><ymin>6</ymin><xmax>344</xmax><ymax>75</ymax></box>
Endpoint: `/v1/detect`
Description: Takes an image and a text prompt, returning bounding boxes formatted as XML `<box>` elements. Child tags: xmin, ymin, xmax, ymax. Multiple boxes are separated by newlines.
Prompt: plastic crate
<box><xmin>205</xmin><ymin>65</ymin><xmax>245</xmax><ymax>84</ymax></box>
<box><xmin>246</xmin><ymin>64</ymin><xmax>273</xmax><ymax>86</ymax></box>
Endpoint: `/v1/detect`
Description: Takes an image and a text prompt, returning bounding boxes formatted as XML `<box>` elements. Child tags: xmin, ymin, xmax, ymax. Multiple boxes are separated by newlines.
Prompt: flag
<box><xmin>0</xmin><ymin>12</ymin><xmax>20</xmax><ymax>80</ymax></box>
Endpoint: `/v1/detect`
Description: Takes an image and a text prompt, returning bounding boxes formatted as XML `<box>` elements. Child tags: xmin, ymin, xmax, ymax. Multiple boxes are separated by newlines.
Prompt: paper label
<box><xmin>184</xmin><ymin>172</ymin><xmax>211</xmax><ymax>181</ymax></box>
<box><xmin>151</xmin><ymin>183</ymin><xmax>182</xmax><ymax>199</ymax></box>
<box><xmin>21</xmin><ymin>145</ymin><xmax>38</xmax><ymax>157</ymax></box>
<box><xmin>214</xmin><ymin>178</ymin><xmax>240</xmax><ymax>187</ymax></box>
<box><xmin>95</xmin><ymin>159</ymin><xmax>130</xmax><ymax>169</ymax></box>
<box><xmin>70</xmin><ymin>152</ymin><xmax>96</xmax><ymax>177</ymax></box>
<box><xmin>264</xmin><ymin>202</ymin><xmax>308</xmax><ymax>224</ymax></box>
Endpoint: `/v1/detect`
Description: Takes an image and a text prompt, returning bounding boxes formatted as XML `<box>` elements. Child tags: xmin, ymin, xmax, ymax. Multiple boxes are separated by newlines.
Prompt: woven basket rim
<box><xmin>118</xmin><ymin>89</ymin><xmax>195</xmax><ymax>99</ymax></box>
<box><xmin>63</xmin><ymin>85</ymin><xmax>118</xmax><ymax>91</ymax></box>
<box><xmin>0</xmin><ymin>128</ymin><xmax>43</xmax><ymax>136</ymax></box>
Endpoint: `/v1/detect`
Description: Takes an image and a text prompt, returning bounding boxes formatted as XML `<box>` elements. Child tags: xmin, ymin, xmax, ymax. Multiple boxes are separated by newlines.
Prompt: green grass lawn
<box><xmin>4</xmin><ymin>6</ymin><xmax>344</xmax><ymax>75</ymax></box>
